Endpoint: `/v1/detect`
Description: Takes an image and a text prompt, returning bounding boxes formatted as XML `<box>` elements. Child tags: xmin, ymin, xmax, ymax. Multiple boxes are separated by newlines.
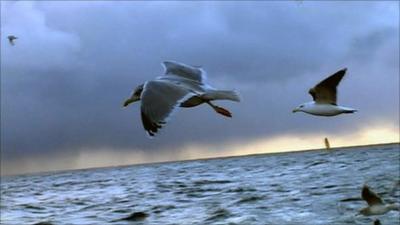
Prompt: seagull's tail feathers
<box><xmin>339</xmin><ymin>106</ymin><xmax>357</xmax><ymax>114</ymax></box>
<box><xmin>343</xmin><ymin>109</ymin><xmax>357</xmax><ymax>114</ymax></box>
<box><xmin>203</xmin><ymin>90</ymin><xmax>240</xmax><ymax>102</ymax></box>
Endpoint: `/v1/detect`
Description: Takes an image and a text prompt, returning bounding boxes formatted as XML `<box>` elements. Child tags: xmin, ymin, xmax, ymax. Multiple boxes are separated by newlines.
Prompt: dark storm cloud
<box><xmin>1</xmin><ymin>2</ymin><xmax>398</xmax><ymax>163</ymax></box>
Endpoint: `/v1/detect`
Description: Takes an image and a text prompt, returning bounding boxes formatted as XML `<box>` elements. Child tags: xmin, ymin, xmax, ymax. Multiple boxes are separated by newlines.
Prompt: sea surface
<box><xmin>1</xmin><ymin>144</ymin><xmax>399</xmax><ymax>225</ymax></box>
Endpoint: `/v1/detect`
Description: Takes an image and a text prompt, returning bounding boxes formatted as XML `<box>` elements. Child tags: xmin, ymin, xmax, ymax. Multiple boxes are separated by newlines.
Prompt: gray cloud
<box><xmin>1</xmin><ymin>1</ymin><xmax>399</xmax><ymax>171</ymax></box>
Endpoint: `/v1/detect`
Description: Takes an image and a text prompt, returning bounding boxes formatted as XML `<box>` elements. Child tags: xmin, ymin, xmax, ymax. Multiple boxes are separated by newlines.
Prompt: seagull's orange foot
<box><xmin>214</xmin><ymin>106</ymin><xmax>232</xmax><ymax>118</ymax></box>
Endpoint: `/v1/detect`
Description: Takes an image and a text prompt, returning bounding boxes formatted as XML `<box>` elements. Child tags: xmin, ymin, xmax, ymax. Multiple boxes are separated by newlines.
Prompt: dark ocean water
<box><xmin>1</xmin><ymin>144</ymin><xmax>399</xmax><ymax>225</ymax></box>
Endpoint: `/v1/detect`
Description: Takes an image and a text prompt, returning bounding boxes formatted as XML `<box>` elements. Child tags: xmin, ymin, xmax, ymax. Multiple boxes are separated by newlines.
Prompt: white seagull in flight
<box><xmin>293</xmin><ymin>68</ymin><xmax>357</xmax><ymax>116</ymax></box>
<box><xmin>359</xmin><ymin>184</ymin><xmax>399</xmax><ymax>216</ymax></box>
<box><xmin>123</xmin><ymin>61</ymin><xmax>240</xmax><ymax>136</ymax></box>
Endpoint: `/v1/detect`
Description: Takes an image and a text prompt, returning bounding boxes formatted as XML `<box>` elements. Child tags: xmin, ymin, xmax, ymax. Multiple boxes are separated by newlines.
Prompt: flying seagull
<box><xmin>359</xmin><ymin>185</ymin><xmax>399</xmax><ymax>216</ymax></box>
<box><xmin>7</xmin><ymin>35</ymin><xmax>18</xmax><ymax>46</ymax></box>
<box><xmin>292</xmin><ymin>68</ymin><xmax>357</xmax><ymax>116</ymax></box>
<box><xmin>123</xmin><ymin>60</ymin><xmax>240</xmax><ymax>136</ymax></box>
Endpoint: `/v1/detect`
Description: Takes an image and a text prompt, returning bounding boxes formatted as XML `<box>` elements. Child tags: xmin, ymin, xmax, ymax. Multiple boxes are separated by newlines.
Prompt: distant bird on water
<box><xmin>7</xmin><ymin>35</ymin><xmax>18</xmax><ymax>45</ymax></box>
<box><xmin>292</xmin><ymin>68</ymin><xmax>357</xmax><ymax>116</ymax></box>
<box><xmin>359</xmin><ymin>184</ymin><xmax>399</xmax><ymax>216</ymax></box>
<box><xmin>123</xmin><ymin>60</ymin><xmax>240</xmax><ymax>136</ymax></box>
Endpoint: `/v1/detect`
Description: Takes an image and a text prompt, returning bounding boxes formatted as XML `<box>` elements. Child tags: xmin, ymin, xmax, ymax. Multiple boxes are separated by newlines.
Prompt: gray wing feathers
<box><xmin>162</xmin><ymin>61</ymin><xmax>206</xmax><ymax>82</ymax></box>
<box><xmin>309</xmin><ymin>68</ymin><xmax>347</xmax><ymax>104</ymax></box>
<box><xmin>140</xmin><ymin>80</ymin><xmax>192</xmax><ymax>136</ymax></box>
<box><xmin>362</xmin><ymin>185</ymin><xmax>383</xmax><ymax>206</ymax></box>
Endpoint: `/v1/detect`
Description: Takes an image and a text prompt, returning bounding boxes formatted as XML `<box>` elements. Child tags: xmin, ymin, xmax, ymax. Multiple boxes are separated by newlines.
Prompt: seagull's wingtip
<box><xmin>145</xmin><ymin>131</ymin><xmax>156</xmax><ymax>138</ymax></box>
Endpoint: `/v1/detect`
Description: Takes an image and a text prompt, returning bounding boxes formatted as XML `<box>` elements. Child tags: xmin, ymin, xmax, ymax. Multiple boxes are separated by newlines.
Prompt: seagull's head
<box><xmin>292</xmin><ymin>104</ymin><xmax>306</xmax><ymax>113</ymax></box>
<box><xmin>293</xmin><ymin>102</ymin><xmax>314</xmax><ymax>113</ymax></box>
<box><xmin>123</xmin><ymin>84</ymin><xmax>144</xmax><ymax>107</ymax></box>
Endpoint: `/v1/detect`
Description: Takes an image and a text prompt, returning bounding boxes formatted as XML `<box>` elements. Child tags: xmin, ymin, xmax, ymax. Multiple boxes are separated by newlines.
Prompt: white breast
<box><xmin>304</xmin><ymin>104</ymin><xmax>343</xmax><ymax>116</ymax></box>
<box><xmin>369</xmin><ymin>205</ymin><xmax>391</xmax><ymax>215</ymax></box>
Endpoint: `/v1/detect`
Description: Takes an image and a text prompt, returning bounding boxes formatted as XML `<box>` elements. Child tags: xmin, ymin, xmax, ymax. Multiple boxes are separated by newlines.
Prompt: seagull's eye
<box><xmin>299</xmin><ymin>105</ymin><xmax>304</xmax><ymax>108</ymax></box>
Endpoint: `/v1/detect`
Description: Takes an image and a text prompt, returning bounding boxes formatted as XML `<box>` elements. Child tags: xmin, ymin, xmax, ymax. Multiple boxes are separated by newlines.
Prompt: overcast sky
<box><xmin>1</xmin><ymin>1</ymin><xmax>399</xmax><ymax>175</ymax></box>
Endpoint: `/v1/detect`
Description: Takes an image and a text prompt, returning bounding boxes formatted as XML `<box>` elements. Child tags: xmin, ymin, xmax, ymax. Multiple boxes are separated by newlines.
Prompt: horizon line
<box><xmin>2</xmin><ymin>141</ymin><xmax>399</xmax><ymax>177</ymax></box>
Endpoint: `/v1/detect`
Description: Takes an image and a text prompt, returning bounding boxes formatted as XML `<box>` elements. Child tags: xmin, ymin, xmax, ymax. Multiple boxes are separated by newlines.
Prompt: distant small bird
<box><xmin>359</xmin><ymin>185</ymin><xmax>399</xmax><ymax>216</ymax></box>
<box><xmin>293</xmin><ymin>68</ymin><xmax>357</xmax><ymax>116</ymax></box>
<box><xmin>7</xmin><ymin>35</ymin><xmax>18</xmax><ymax>45</ymax></box>
<box><xmin>123</xmin><ymin>60</ymin><xmax>240</xmax><ymax>136</ymax></box>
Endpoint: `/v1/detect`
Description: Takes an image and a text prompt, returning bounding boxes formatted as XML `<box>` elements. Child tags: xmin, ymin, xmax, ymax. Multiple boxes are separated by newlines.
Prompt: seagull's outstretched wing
<box><xmin>362</xmin><ymin>185</ymin><xmax>383</xmax><ymax>206</ymax></box>
<box><xmin>140</xmin><ymin>80</ymin><xmax>193</xmax><ymax>136</ymax></box>
<box><xmin>162</xmin><ymin>60</ymin><xmax>207</xmax><ymax>83</ymax></box>
<box><xmin>308</xmin><ymin>68</ymin><xmax>347</xmax><ymax>104</ymax></box>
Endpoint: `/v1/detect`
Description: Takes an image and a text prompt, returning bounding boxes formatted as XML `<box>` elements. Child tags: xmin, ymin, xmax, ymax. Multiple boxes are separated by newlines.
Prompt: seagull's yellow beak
<box><xmin>292</xmin><ymin>108</ymin><xmax>299</xmax><ymax>113</ymax></box>
<box><xmin>123</xmin><ymin>96</ymin><xmax>139</xmax><ymax>107</ymax></box>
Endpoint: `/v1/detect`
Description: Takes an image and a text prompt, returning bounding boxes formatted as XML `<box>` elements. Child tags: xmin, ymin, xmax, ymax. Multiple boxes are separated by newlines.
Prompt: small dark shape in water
<box><xmin>177</xmin><ymin>184</ymin><xmax>187</xmax><ymax>188</ymax></box>
<box><xmin>311</xmin><ymin>191</ymin><xmax>325</xmax><ymax>196</ymax></box>
<box><xmin>174</xmin><ymin>190</ymin><xmax>185</xmax><ymax>195</ymax></box>
<box><xmin>153</xmin><ymin>210</ymin><xmax>162</xmax><ymax>214</ymax></box>
<box><xmin>206</xmin><ymin>208</ymin><xmax>230</xmax><ymax>221</ymax></box>
<box><xmin>116</xmin><ymin>199</ymin><xmax>131</xmax><ymax>204</ymax></box>
<box><xmin>193</xmin><ymin>179</ymin><xmax>231</xmax><ymax>185</ymax></box>
<box><xmin>340</xmin><ymin>197</ymin><xmax>362</xmax><ymax>202</ymax></box>
<box><xmin>113</xmin><ymin>209</ymin><xmax>130</xmax><ymax>213</ymax></box>
<box><xmin>237</xmin><ymin>195</ymin><xmax>263</xmax><ymax>203</ymax></box>
<box><xmin>281</xmin><ymin>161</ymin><xmax>290</xmax><ymax>166</ymax></box>
<box><xmin>374</xmin><ymin>219</ymin><xmax>381</xmax><ymax>225</ymax></box>
<box><xmin>187</xmin><ymin>192</ymin><xmax>203</xmax><ymax>198</ymax></box>
<box><xmin>121</xmin><ymin>212</ymin><xmax>148</xmax><ymax>221</ymax></box>
<box><xmin>22</xmin><ymin>204</ymin><xmax>45</xmax><ymax>210</ymax></box>
<box><xmin>32</xmin><ymin>222</ymin><xmax>54</xmax><ymax>225</ymax></box>
<box><xmin>226</xmin><ymin>187</ymin><xmax>257</xmax><ymax>193</ymax></box>
<box><xmin>152</xmin><ymin>204</ymin><xmax>176</xmax><ymax>214</ymax></box>
<box><xmin>201</xmin><ymin>188</ymin><xmax>221</xmax><ymax>192</ymax></box>
<box><xmin>323</xmin><ymin>184</ymin><xmax>337</xmax><ymax>189</ymax></box>
<box><xmin>307</xmin><ymin>160</ymin><xmax>327</xmax><ymax>167</ymax></box>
